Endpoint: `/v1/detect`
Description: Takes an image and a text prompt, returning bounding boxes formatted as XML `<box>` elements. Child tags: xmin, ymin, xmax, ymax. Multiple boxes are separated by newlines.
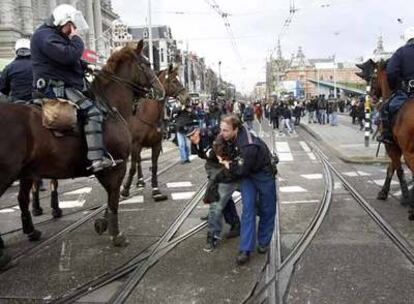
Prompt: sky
<box><xmin>111</xmin><ymin>0</ymin><xmax>412</xmax><ymax>94</ymax></box>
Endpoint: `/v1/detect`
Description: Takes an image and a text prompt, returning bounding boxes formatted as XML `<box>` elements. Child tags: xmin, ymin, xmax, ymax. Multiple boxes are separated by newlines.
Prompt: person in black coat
<box><xmin>0</xmin><ymin>39</ymin><xmax>33</xmax><ymax>102</ymax></box>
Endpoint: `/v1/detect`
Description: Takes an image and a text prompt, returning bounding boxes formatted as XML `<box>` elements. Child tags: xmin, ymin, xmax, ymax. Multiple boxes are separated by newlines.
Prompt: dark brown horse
<box><xmin>0</xmin><ymin>41</ymin><xmax>163</xmax><ymax>254</ymax></box>
<box><xmin>120</xmin><ymin>64</ymin><xmax>188</xmax><ymax>200</ymax></box>
<box><xmin>357</xmin><ymin>59</ymin><xmax>411</xmax><ymax>208</ymax></box>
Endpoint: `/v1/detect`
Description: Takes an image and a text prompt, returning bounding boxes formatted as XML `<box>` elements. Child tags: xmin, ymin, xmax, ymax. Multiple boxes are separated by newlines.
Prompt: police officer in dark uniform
<box><xmin>378</xmin><ymin>27</ymin><xmax>414</xmax><ymax>144</ymax></box>
<box><xmin>0</xmin><ymin>38</ymin><xmax>33</xmax><ymax>102</ymax></box>
<box><xmin>30</xmin><ymin>4</ymin><xmax>117</xmax><ymax>172</ymax></box>
<box><xmin>219</xmin><ymin>115</ymin><xmax>277</xmax><ymax>265</ymax></box>
<box><xmin>187</xmin><ymin>125</ymin><xmax>240</xmax><ymax>252</ymax></box>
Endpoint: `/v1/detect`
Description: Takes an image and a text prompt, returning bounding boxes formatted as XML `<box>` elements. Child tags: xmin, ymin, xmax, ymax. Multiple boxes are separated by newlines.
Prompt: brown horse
<box><xmin>120</xmin><ymin>64</ymin><xmax>188</xmax><ymax>199</ymax></box>
<box><xmin>357</xmin><ymin>59</ymin><xmax>410</xmax><ymax>208</ymax></box>
<box><xmin>0</xmin><ymin>41</ymin><xmax>163</xmax><ymax>253</ymax></box>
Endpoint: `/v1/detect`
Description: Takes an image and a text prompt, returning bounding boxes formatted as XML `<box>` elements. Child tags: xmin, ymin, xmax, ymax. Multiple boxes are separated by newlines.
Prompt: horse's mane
<box><xmin>378</xmin><ymin>59</ymin><xmax>389</xmax><ymax>71</ymax></box>
<box><xmin>103</xmin><ymin>46</ymin><xmax>137</xmax><ymax>74</ymax></box>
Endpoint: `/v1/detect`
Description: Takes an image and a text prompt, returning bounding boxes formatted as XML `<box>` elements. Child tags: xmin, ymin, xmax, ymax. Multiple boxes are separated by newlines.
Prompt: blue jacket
<box><xmin>0</xmin><ymin>56</ymin><xmax>33</xmax><ymax>101</ymax></box>
<box><xmin>386</xmin><ymin>42</ymin><xmax>414</xmax><ymax>91</ymax></box>
<box><xmin>228</xmin><ymin>126</ymin><xmax>272</xmax><ymax>178</ymax></box>
<box><xmin>31</xmin><ymin>23</ymin><xmax>86</xmax><ymax>90</ymax></box>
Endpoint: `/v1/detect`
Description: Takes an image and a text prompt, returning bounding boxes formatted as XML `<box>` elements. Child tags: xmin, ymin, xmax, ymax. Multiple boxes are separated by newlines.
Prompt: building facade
<box><xmin>0</xmin><ymin>0</ymin><xmax>118</xmax><ymax>60</ymax></box>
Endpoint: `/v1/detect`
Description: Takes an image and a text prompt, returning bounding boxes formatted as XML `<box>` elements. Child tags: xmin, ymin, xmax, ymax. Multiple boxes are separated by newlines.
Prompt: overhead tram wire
<box><xmin>202</xmin><ymin>0</ymin><xmax>244</xmax><ymax>67</ymax></box>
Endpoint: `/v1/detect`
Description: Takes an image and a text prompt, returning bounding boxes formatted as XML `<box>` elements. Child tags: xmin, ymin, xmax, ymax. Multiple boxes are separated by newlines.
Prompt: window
<box><xmin>160</xmin><ymin>48</ymin><xmax>164</xmax><ymax>63</ymax></box>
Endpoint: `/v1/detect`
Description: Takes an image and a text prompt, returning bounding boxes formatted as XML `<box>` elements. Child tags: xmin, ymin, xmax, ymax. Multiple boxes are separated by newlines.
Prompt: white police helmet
<box><xmin>14</xmin><ymin>38</ymin><xmax>30</xmax><ymax>52</ymax></box>
<box><xmin>52</xmin><ymin>4</ymin><xmax>89</xmax><ymax>32</ymax></box>
<box><xmin>404</xmin><ymin>27</ymin><xmax>414</xmax><ymax>42</ymax></box>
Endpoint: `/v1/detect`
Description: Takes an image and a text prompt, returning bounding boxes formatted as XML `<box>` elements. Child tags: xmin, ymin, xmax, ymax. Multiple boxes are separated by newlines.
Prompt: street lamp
<box><xmin>218</xmin><ymin>60</ymin><xmax>222</xmax><ymax>89</ymax></box>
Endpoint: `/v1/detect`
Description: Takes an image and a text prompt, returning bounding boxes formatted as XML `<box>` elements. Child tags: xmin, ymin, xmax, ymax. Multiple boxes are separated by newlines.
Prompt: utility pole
<box><xmin>147</xmin><ymin>0</ymin><xmax>153</xmax><ymax>69</ymax></box>
<box><xmin>187</xmin><ymin>40</ymin><xmax>191</xmax><ymax>91</ymax></box>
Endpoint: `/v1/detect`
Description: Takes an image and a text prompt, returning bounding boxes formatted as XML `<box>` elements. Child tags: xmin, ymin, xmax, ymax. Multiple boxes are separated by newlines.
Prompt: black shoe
<box><xmin>200</xmin><ymin>214</ymin><xmax>209</xmax><ymax>221</ymax></box>
<box><xmin>376</xmin><ymin>134</ymin><xmax>394</xmax><ymax>145</ymax></box>
<box><xmin>0</xmin><ymin>250</ymin><xmax>11</xmax><ymax>270</ymax></box>
<box><xmin>226</xmin><ymin>222</ymin><xmax>240</xmax><ymax>239</ymax></box>
<box><xmin>257</xmin><ymin>245</ymin><xmax>269</xmax><ymax>254</ymax></box>
<box><xmin>236</xmin><ymin>251</ymin><xmax>250</xmax><ymax>265</ymax></box>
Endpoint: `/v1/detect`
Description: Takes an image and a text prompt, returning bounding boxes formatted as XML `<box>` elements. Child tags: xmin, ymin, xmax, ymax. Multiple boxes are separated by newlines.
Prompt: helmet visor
<box><xmin>71</xmin><ymin>10</ymin><xmax>89</xmax><ymax>32</ymax></box>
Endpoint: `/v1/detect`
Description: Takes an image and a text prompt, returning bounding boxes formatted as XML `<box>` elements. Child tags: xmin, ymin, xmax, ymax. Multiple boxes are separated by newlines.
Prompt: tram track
<box><xmin>52</xmin><ymin>181</ymin><xmax>220</xmax><ymax>304</ymax></box>
<box><xmin>0</xmin><ymin>150</ymin><xmax>179</xmax><ymax>237</ymax></box>
<box><xmin>2</xmin><ymin>156</ymin><xmax>182</xmax><ymax>272</ymax></box>
<box><xmin>244</xmin><ymin>123</ymin><xmax>414</xmax><ymax>303</ymax></box>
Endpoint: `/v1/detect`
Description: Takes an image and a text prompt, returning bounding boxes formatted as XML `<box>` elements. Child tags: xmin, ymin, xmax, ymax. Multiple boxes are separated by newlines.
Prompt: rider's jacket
<box><xmin>0</xmin><ymin>56</ymin><xmax>33</xmax><ymax>101</ymax></box>
<box><xmin>31</xmin><ymin>22</ymin><xmax>86</xmax><ymax>91</ymax></box>
<box><xmin>386</xmin><ymin>42</ymin><xmax>414</xmax><ymax>91</ymax></box>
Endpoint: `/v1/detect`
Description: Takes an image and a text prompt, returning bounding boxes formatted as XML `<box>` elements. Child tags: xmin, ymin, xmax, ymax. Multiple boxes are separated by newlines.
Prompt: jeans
<box><xmin>319</xmin><ymin>109</ymin><xmax>327</xmax><ymax>124</ymax></box>
<box><xmin>239</xmin><ymin>170</ymin><xmax>277</xmax><ymax>252</ymax></box>
<box><xmin>308</xmin><ymin>111</ymin><xmax>315</xmax><ymax>123</ymax></box>
<box><xmin>176</xmin><ymin>131</ymin><xmax>189</xmax><ymax>161</ymax></box>
<box><xmin>329</xmin><ymin>112</ymin><xmax>338</xmax><ymax>126</ymax></box>
<box><xmin>208</xmin><ymin>182</ymin><xmax>238</xmax><ymax>237</ymax></box>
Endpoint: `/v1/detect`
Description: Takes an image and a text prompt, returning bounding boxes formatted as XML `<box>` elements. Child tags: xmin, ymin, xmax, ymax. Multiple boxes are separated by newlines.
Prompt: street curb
<box><xmin>300</xmin><ymin>124</ymin><xmax>390</xmax><ymax>165</ymax></box>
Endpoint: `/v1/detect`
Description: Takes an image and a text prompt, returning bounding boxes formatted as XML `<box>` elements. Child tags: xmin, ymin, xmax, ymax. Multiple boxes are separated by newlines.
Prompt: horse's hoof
<box><xmin>153</xmin><ymin>193</ymin><xmax>168</xmax><ymax>202</ymax></box>
<box><xmin>32</xmin><ymin>208</ymin><xmax>43</xmax><ymax>216</ymax></box>
<box><xmin>94</xmin><ymin>218</ymin><xmax>108</xmax><ymax>235</ymax></box>
<box><xmin>111</xmin><ymin>233</ymin><xmax>129</xmax><ymax>247</ymax></box>
<box><xmin>0</xmin><ymin>251</ymin><xmax>11</xmax><ymax>270</ymax></box>
<box><xmin>136</xmin><ymin>180</ymin><xmax>146</xmax><ymax>189</ymax></box>
<box><xmin>377</xmin><ymin>191</ymin><xmax>388</xmax><ymax>201</ymax></box>
<box><xmin>27</xmin><ymin>229</ymin><xmax>42</xmax><ymax>242</ymax></box>
<box><xmin>120</xmin><ymin>186</ymin><xmax>130</xmax><ymax>198</ymax></box>
<box><xmin>52</xmin><ymin>208</ymin><xmax>63</xmax><ymax>218</ymax></box>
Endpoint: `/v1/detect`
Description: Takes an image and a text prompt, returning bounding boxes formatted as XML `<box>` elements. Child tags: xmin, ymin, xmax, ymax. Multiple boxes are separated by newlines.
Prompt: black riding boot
<box><xmin>377</xmin><ymin>109</ymin><xmax>394</xmax><ymax>145</ymax></box>
<box><xmin>65</xmin><ymin>88</ymin><xmax>121</xmax><ymax>172</ymax></box>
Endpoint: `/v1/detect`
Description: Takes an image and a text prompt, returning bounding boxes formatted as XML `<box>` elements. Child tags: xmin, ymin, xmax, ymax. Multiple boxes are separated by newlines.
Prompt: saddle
<box><xmin>35</xmin><ymin>98</ymin><xmax>80</xmax><ymax>137</ymax></box>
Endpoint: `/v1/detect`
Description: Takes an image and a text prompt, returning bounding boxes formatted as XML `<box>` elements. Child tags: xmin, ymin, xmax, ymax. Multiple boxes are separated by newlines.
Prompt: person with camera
<box><xmin>186</xmin><ymin>125</ymin><xmax>240</xmax><ymax>252</ymax></box>
<box><xmin>218</xmin><ymin>114</ymin><xmax>277</xmax><ymax>265</ymax></box>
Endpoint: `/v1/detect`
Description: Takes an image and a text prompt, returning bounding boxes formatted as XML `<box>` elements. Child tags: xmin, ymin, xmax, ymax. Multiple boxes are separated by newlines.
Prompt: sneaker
<box><xmin>236</xmin><ymin>251</ymin><xmax>250</xmax><ymax>265</ymax></box>
<box><xmin>203</xmin><ymin>235</ymin><xmax>219</xmax><ymax>253</ymax></box>
<box><xmin>257</xmin><ymin>245</ymin><xmax>269</xmax><ymax>254</ymax></box>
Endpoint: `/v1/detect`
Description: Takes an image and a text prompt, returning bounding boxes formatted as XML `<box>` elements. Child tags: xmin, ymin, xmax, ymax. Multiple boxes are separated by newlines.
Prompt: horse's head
<box><xmin>356</xmin><ymin>58</ymin><xmax>390</xmax><ymax>99</ymax></box>
<box><xmin>158</xmin><ymin>64</ymin><xmax>189</xmax><ymax>104</ymax></box>
<box><xmin>102</xmin><ymin>40</ymin><xmax>165</xmax><ymax>99</ymax></box>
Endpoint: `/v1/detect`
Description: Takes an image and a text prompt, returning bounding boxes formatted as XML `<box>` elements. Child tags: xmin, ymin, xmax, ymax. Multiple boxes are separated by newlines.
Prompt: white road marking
<box><xmin>279</xmin><ymin>186</ymin><xmax>307</xmax><ymax>193</ymax></box>
<box><xmin>166</xmin><ymin>181</ymin><xmax>192</xmax><ymax>188</ymax></box>
<box><xmin>299</xmin><ymin>141</ymin><xmax>311</xmax><ymax>152</ymax></box>
<box><xmin>281</xmin><ymin>199</ymin><xmax>319</xmax><ymax>205</ymax></box>
<box><xmin>59</xmin><ymin>200</ymin><xmax>86</xmax><ymax>209</ymax></box>
<box><xmin>0</xmin><ymin>208</ymin><xmax>15</xmax><ymax>213</ymax></box>
<box><xmin>343</xmin><ymin>171</ymin><xmax>371</xmax><ymax>177</ymax></box>
<box><xmin>64</xmin><ymin>187</ymin><xmax>92</xmax><ymax>196</ymax></box>
<box><xmin>119</xmin><ymin>208</ymin><xmax>145</xmax><ymax>212</ymax></box>
<box><xmin>120</xmin><ymin>195</ymin><xmax>144</xmax><ymax>204</ymax></box>
<box><xmin>171</xmin><ymin>192</ymin><xmax>196</xmax><ymax>200</ymax></box>
<box><xmin>275</xmin><ymin>142</ymin><xmax>293</xmax><ymax>161</ymax></box>
<box><xmin>301</xmin><ymin>174</ymin><xmax>323</xmax><ymax>180</ymax></box>
<box><xmin>334</xmin><ymin>182</ymin><xmax>343</xmax><ymax>189</ymax></box>
<box><xmin>369</xmin><ymin>179</ymin><xmax>399</xmax><ymax>186</ymax></box>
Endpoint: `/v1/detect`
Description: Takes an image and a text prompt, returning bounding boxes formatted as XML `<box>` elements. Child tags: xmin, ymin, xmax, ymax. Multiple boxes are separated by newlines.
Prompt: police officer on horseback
<box><xmin>378</xmin><ymin>27</ymin><xmax>414</xmax><ymax>144</ymax></box>
<box><xmin>0</xmin><ymin>38</ymin><xmax>33</xmax><ymax>102</ymax></box>
<box><xmin>31</xmin><ymin>4</ymin><xmax>117</xmax><ymax>172</ymax></box>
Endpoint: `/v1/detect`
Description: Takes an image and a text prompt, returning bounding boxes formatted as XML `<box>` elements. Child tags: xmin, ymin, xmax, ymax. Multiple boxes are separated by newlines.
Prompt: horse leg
<box><xmin>151</xmin><ymin>143</ymin><xmax>167</xmax><ymax>201</ymax></box>
<box><xmin>377</xmin><ymin>164</ymin><xmax>394</xmax><ymax>200</ymax></box>
<box><xmin>121</xmin><ymin>147</ymin><xmax>137</xmax><ymax>198</ymax></box>
<box><xmin>50</xmin><ymin>179</ymin><xmax>62</xmax><ymax>218</ymax></box>
<box><xmin>135</xmin><ymin>146</ymin><xmax>145</xmax><ymax>189</ymax></box>
<box><xmin>95</xmin><ymin>164</ymin><xmax>128</xmax><ymax>247</ymax></box>
<box><xmin>19</xmin><ymin>178</ymin><xmax>41</xmax><ymax>241</ymax></box>
<box><xmin>396</xmin><ymin>166</ymin><xmax>410</xmax><ymax>206</ymax></box>
<box><xmin>31</xmin><ymin>180</ymin><xmax>43</xmax><ymax>216</ymax></box>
